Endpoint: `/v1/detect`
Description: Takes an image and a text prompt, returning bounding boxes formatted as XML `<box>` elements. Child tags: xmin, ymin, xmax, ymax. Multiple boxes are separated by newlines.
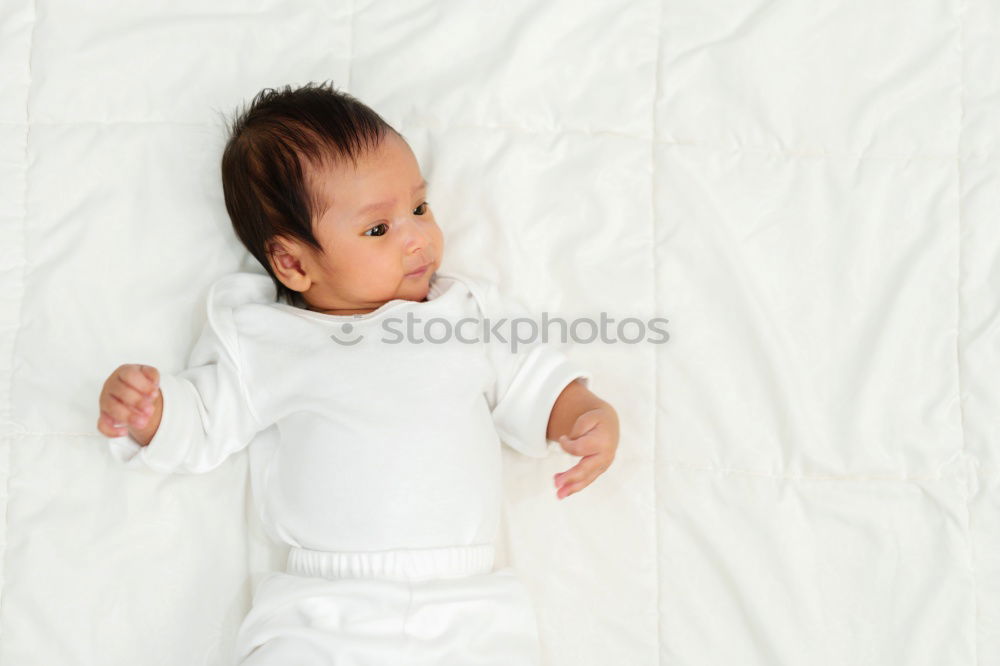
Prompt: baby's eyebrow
<box><xmin>355</xmin><ymin>179</ymin><xmax>428</xmax><ymax>217</ymax></box>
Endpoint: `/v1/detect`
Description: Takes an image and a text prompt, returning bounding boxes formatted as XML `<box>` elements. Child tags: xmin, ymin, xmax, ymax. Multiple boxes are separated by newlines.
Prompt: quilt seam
<box><xmin>0</xmin><ymin>1</ymin><xmax>36</xmax><ymax>663</ymax></box>
<box><xmin>652</xmin><ymin>0</ymin><xmax>664</xmax><ymax>664</ymax></box>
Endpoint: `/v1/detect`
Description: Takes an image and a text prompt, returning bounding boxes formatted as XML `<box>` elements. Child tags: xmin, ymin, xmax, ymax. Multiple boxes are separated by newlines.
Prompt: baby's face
<box><xmin>297</xmin><ymin>132</ymin><xmax>444</xmax><ymax>315</ymax></box>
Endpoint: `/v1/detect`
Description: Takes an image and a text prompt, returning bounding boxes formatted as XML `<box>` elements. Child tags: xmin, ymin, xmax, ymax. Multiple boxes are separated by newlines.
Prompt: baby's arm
<box><xmin>99</xmin><ymin>341</ymin><xmax>263</xmax><ymax>475</ymax></box>
<box><xmin>97</xmin><ymin>276</ymin><xmax>268</xmax><ymax>474</ymax></box>
<box><xmin>464</xmin><ymin>275</ymin><xmax>598</xmax><ymax>462</ymax></box>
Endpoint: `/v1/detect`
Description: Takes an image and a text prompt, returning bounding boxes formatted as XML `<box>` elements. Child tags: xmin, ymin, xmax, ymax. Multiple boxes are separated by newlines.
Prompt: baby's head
<box><xmin>221</xmin><ymin>81</ymin><xmax>443</xmax><ymax>315</ymax></box>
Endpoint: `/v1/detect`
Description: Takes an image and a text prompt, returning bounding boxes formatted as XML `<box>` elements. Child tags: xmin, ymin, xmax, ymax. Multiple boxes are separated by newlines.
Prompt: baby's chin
<box><xmin>411</xmin><ymin>281</ymin><xmax>432</xmax><ymax>302</ymax></box>
<box><xmin>392</xmin><ymin>267</ymin><xmax>436</xmax><ymax>302</ymax></box>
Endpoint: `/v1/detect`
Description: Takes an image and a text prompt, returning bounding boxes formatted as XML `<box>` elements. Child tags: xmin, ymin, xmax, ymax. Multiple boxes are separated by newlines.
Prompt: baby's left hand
<box><xmin>553</xmin><ymin>403</ymin><xmax>619</xmax><ymax>500</ymax></box>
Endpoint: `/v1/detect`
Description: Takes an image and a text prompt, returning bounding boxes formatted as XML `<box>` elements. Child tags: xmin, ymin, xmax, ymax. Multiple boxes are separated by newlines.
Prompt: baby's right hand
<box><xmin>97</xmin><ymin>364</ymin><xmax>162</xmax><ymax>446</ymax></box>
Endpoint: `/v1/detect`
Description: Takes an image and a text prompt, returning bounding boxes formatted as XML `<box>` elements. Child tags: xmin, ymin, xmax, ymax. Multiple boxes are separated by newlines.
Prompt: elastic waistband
<box><xmin>286</xmin><ymin>543</ymin><xmax>495</xmax><ymax>583</ymax></box>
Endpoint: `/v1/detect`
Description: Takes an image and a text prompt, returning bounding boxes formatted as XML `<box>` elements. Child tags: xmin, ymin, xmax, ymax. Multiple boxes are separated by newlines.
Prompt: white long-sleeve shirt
<box><xmin>108</xmin><ymin>271</ymin><xmax>591</xmax><ymax>553</ymax></box>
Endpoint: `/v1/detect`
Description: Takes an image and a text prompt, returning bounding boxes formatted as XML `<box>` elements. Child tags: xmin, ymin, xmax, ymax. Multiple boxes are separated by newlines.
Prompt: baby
<box><xmin>97</xmin><ymin>81</ymin><xmax>619</xmax><ymax>665</ymax></box>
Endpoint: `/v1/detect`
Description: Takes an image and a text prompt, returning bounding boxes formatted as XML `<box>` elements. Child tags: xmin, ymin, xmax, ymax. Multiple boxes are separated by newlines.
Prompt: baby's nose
<box><xmin>404</xmin><ymin>223</ymin><xmax>431</xmax><ymax>250</ymax></box>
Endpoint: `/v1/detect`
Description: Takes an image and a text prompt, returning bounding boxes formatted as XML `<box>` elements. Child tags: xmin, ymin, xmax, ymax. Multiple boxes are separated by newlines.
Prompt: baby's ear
<box><xmin>273</xmin><ymin>249</ymin><xmax>299</xmax><ymax>271</ymax></box>
<box><xmin>266</xmin><ymin>237</ymin><xmax>297</xmax><ymax>270</ymax></box>
<box><xmin>266</xmin><ymin>237</ymin><xmax>313</xmax><ymax>295</ymax></box>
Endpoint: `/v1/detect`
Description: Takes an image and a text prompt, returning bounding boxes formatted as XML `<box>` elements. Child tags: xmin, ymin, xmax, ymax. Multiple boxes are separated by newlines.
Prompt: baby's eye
<box><xmin>364</xmin><ymin>223</ymin><xmax>389</xmax><ymax>237</ymax></box>
<box><xmin>414</xmin><ymin>201</ymin><xmax>429</xmax><ymax>216</ymax></box>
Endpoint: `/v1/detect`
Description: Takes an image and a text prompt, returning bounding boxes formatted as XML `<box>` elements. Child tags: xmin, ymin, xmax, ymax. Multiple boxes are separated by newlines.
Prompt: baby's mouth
<box><xmin>405</xmin><ymin>262</ymin><xmax>431</xmax><ymax>277</ymax></box>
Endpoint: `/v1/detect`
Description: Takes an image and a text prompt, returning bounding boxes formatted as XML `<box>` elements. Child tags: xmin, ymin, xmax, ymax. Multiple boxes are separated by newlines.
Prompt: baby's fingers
<box><xmin>105</xmin><ymin>393</ymin><xmax>153</xmax><ymax>428</ymax></box>
<box><xmin>98</xmin><ymin>410</ymin><xmax>128</xmax><ymax>437</ymax></box>
<box><xmin>556</xmin><ymin>430</ymin><xmax>604</xmax><ymax>457</ymax></box>
<box><xmin>97</xmin><ymin>364</ymin><xmax>160</xmax><ymax>439</ymax></box>
<box><xmin>553</xmin><ymin>453</ymin><xmax>610</xmax><ymax>500</ymax></box>
<box><xmin>555</xmin><ymin>475</ymin><xmax>594</xmax><ymax>500</ymax></box>
<box><xmin>106</xmin><ymin>378</ymin><xmax>157</xmax><ymax>414</ymax></box>
<box><xmin>118</xmin><ymin>364</ymin><xmax>159</xmax><ymax>397</ymax></box>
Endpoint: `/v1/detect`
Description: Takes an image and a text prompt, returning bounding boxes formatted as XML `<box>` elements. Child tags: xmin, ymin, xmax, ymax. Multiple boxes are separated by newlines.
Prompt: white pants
<box><xmin>233</xmin><ymin>543</ymin><xmax>542</xmax><ymax>665</ymax></box>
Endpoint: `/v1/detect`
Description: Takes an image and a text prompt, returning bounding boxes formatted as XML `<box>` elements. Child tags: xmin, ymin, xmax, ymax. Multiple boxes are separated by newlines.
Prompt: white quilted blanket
<box><xmin>1</xmin><ymin>1</ymin><xmax>997</xmax><ymax>665</ymax></box>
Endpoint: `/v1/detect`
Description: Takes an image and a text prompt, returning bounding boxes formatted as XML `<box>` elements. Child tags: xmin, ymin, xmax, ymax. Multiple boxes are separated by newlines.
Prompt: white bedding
<box><xmin>1</xmin><ymin>1</ymin><xmax>997</xmax><ymax>664</ymax></box>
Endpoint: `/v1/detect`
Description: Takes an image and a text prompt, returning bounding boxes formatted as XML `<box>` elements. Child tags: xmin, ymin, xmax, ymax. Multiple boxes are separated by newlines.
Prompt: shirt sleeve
<box><xmin>467</xmin><ymin>277</ymin><xmax>593</xmax><ymax>459</ymax></box>
<box><xmin>106</xmin><ymin>273</ymin><xmax>272</xmax><ymax>474</ymax></box>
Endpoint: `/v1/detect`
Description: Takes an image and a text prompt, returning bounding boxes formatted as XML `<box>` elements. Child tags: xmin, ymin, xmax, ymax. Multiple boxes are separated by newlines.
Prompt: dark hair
<box><xmin>220</xmin><ymin>80</ymin><xmax>399</xmax><ymax>305</ymax></box>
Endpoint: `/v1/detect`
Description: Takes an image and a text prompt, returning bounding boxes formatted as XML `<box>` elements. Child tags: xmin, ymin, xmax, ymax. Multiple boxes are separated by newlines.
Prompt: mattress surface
<box><xmin>0</xmin><ymin>1</ymin><xmax>997</xmax><ymax>664</ymax></box>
